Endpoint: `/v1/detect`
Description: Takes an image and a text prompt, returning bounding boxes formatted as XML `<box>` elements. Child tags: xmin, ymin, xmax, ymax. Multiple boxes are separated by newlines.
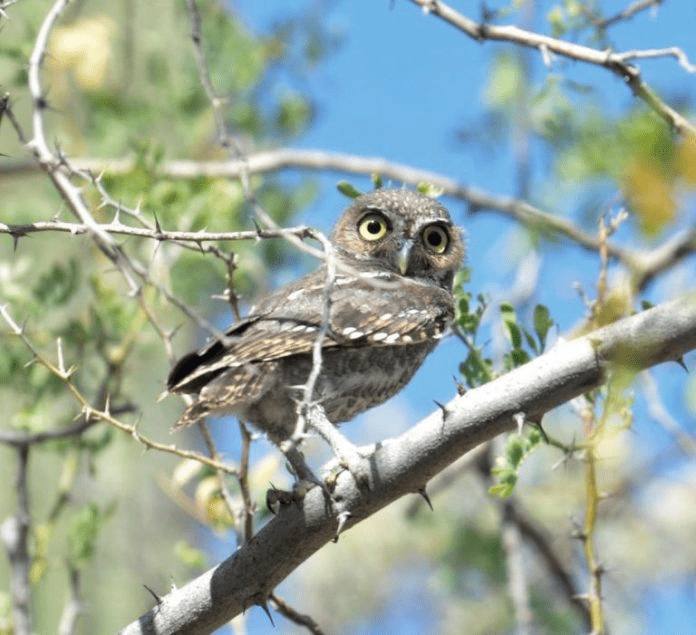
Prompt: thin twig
<box><xmin>197</xmin><ymin>421</ymin><xmax>241</xmax><ymax>534</ymax></box>
<box><xmin>237</xmin><ymin>422</ymin><xmax>255</xmax><ymax>544</ymax></box>
<box><xmin>615</xmin><ymin>46</ymin><xmax>696</xmax><ymax>73</ymax></box>
<box><xmin>0</xmin><ymin>218</ymin><xmax>313</xmax><ymax>244</ymax></box>
<box><xmin>640</xmin><ymin>370</ymin><xmax>696</xmax><ymax>456</ymax></box>
<box><xmin>0</xmin><ymin>418</ymin><xmax>97</xmax><ymax>447</ymax></box>
<box><xmin>57</xmin><ymin>567</ymin><xmax>82</xmax><ymax>635</ymax></box>
<box><xmin>269</xmin><ymin>593</ymin><xmax>325</xmax><ymax>635</ymax></box>
<box><xmin>0</xmin><ymin>446</ymin><xmax>33</xmax><ymax>635</ymax></box>
<box><xmin>593</xmin><ymin>0</ymin><xmax>662</xmax><ymax>30</ymax></box>
<box><xmin>0</xmin><ymin>304</ymin><xmax>238</xmax><ymax>474</ymax></box>
<box><xmin>26</xmin><ymin>0</ymin><xmax>125</xmax><ymax>266</ymax></box>
<box><xmin>295</xmin><ymin>232</ymin><xmax>336</xmax><ymax>440</ymax></box>
<box><xmin>502</xmin><ymin>501</ymin><xmax>534</xmax><ymax>635</ymax></box>
<box><xmin>509</xmin><ymin>502</ymin><xmax>593</xmax><ymax>630</ymax></box>
<box><xmin>577</xmin><ymin>396</ymin><xmax>606</xmax><ymax>634</ymax></box>
<box><xmin>0</xmin><ymin>0</ymin><xmax>19</xmax><ymax>20</ymax></box>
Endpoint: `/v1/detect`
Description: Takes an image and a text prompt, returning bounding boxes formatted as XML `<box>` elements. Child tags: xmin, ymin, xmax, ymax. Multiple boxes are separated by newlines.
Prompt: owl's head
<box><xmin>330</xmin><ymin>189</ymin><xmax>464</xmax><ymax>289</ymax></box>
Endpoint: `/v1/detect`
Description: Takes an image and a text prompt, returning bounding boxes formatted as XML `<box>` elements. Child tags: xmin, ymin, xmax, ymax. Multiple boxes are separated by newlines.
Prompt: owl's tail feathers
<box><xmin>172</xmin><ymin>402</ymin><xmax>211</xmax><ymax>430</ymax></box>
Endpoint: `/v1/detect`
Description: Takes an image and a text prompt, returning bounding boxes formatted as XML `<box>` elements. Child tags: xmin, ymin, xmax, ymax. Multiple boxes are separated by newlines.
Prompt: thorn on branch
<box><xmin>252</xmin><ymin>218</ymin><xmax>263</xmax><ymax>239</ymax></box>
<box><xmin>143</xmin><ymin>584</ymin><xmax>162</xmax><ymax>606</ymax></box>
<box><xmin>416</xmin><ymin>486</ymin><xmax>434</xmax><ymax>511</ymax></box>
<box><xmin>513</xmin><ymin>411</ymin><xmax>526</xmax><ymax>434</ymax></box>
<box><xmin>10</xmin><ymin>228</ymin><xmax>29</xmax><ymax>252</ymax></box>
<box><xmin>258</xmin><ymin>599</ymin><xmax>275</xmax><ymax>626</ymax></box>
<box><xmin>55</xmin><ymin>142</ymin><xmax>70</xmax><ymax>169</ymax></box>
<box><xmin>153</xmin><ymin>210</ymin><xmax>163</xmax><ymax>236</ymax></box>
<box><xmin>675</xmin><ymin>356</ymin><xmax>688</xmax><ymax>371</ymax></box>
<box><xmin>434</xmin><ymin>400</ymin><xmax>450</xmax><ymax>420</ymax></box>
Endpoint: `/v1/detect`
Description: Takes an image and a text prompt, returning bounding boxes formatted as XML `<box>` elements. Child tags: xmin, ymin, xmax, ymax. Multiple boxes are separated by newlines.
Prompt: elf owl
<box><xmin>167</xmin><ymin>189</ymin><xmax>464</xmax><ymax>485</ymax></box>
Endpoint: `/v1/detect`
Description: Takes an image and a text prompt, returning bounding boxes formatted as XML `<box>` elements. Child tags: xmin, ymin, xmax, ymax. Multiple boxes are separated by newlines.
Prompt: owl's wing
<box><xmin>167</xmin><ymin>268</ymin><xmax>454</xmax><ymax>395</ymax></box>
<box><xmin>326</xmin><ymin>271</ymin><xmax>454</xmax><ymax>346</ymax></box>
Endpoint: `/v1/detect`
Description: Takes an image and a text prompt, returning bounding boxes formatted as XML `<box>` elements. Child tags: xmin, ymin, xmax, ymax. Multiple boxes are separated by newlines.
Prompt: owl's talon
<box><xmin>266</xmin><ymin>485</ymin><xmax>294</xmax><ymax>513</ymax></box>
<box><xmin>340</xmin><ymin>455</ymin><xmax>371</xmax><ymax>490</ymax></box>
<box><xmin>333</xmin><ymin>510</ymin><xmax>352</xmax><ymax>541</ymax></box>
<box><xmin>266</xmin><ymin>479</ymin><xmax>319</xmax><ymax>513</ymax></box>
<box><xmin>323</xmin><ymin>451</ymin><xmax>371</xmax><ymax>490</ymax></box>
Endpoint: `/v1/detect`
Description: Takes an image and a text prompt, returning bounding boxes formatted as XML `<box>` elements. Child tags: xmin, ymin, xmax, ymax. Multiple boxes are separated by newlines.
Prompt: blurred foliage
<box><xmin>0</xmin><ymin>0</ymin><xmax>335</xmax><ymax>632</ymax></box>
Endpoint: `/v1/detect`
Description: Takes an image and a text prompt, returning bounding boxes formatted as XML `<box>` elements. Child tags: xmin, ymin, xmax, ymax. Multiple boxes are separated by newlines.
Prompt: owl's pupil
<box><xmin>367</xmin><ymin>220</ymin><xmax>381</xmax><ymax>234</ymax></box>
<box><xmin>427</xmin><ymin>233</ymin><xmax>442</xmax><ymax>247</ymax></box>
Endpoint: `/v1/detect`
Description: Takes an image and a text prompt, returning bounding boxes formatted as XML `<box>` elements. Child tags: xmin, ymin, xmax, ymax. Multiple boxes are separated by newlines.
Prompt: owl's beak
<box><xmin>398</xmin><ymin>241</ymin><xmax>413</xmax><ymax>275</ymax></box>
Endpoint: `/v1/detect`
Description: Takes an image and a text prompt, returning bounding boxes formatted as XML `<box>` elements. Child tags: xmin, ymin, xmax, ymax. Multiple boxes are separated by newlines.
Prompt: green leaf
<box><xmin>489</xmin><ymin>427</ymin><xmax>543</xmax><ymax>498</ymax></box>
<box><xmin>500</xmin><ymin>303</ymin><xmax>522</xmax><ymax>349</ymax></box>
<box><xmin>33</xmin><ymin>260</ymin><xmax>80</xmax><ymax>307</ymax></box>
<box><xmin>510</xmin><ymin>348</ymin><xmax>531</xmax><ymax>366</ymax></box>
<box><xmin>276</xmin><ymin>91</ymin><xmax>312</xmax><ymax>136</ymax></box>
<box><xmin>533</xmin><ymin>304</ymin><xmax>554</xmax><ymax>351</ymax></box>
<box><xmin>523</xmin><ymin>327</ymin><xmax>539</xmax><ymax>355</ymax></box>
<box><xmin>489</xmin><ymin>481</ymin><xmax>515</xmax><ymax>498</ymax></box>
<box><xmin>506</xmin><ymin>437</ymin><xmax>525</xmax><ymax>467</ymax></box>
<box><xmin>336</xmin><ymin>181</ymin><xmax>363</xmax><ymax>199</ymax></box>
<box><xmin>68</xmin><ymin>504</ymin><xmax>101</xmax><ymax>569</ymax></box>
<box><xmin>416</xmin><ymin>182</ymin><xmax>444</xmax><ymax>197</ymax></box>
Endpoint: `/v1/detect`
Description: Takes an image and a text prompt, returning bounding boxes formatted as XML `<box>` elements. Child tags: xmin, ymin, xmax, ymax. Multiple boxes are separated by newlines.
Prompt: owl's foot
<box><xmin>266</xmin><ymin>479</ymin><xmax>315</xmax><ymax>513</ymax></box>
<box><xmin>278</xmin><ymin>439</ymin><xmax>324</xmax><ymax>487</ymax></box>
<box><xmin>322</xmin><ymin>447</ymin><xmax>371</xmax><ymax>491</ymax></box>
<box><xmin>300</xmin><ymin>403</ymin><xmax>371</xmax><ymax>489</ymax></box>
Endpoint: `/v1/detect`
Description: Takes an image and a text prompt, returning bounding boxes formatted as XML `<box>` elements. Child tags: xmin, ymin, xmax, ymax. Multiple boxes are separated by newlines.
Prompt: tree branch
<box><xmin>0</xmin><ymin>150</ymin><xmax>632</xmax><ymax>257</ymax></box>
<box><xmin>5</xmin><ymin>147</ymin><xmax>695</xmax><ymax>291</ymax></box>
<box><xmin>408</xmin><ymin>0</ymin><xmax>696</xmax><ymax>137</ymax></box>
<box><xmin>119</xmin><ymin>293</ymin><xmax>696</xmax><ymax>635</ymax></box>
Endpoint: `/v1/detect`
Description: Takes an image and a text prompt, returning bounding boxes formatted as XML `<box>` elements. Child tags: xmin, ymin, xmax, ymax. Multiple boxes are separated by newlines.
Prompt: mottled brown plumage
<box><xmin>167</xmin><ymin>189</ymin><xmax>464</xmax><ymax>475</ymax></box>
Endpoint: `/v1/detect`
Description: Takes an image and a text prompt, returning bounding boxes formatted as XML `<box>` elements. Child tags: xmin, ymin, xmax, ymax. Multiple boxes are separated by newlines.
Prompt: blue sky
<box><xmin>213</xmin><ymin>1</ymin><xmax>696</xmax><ymax>633</ymax></box>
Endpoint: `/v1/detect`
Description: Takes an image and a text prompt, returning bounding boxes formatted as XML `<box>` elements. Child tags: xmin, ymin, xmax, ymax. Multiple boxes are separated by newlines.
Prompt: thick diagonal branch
<box><xmin>119</xmin><ymin>293</ymin><xmax>696</xmax><ymax>635</ymax></box>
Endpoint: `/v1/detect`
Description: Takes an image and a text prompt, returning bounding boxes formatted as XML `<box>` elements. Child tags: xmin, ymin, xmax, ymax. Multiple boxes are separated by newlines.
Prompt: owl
<box><xmin>167</xmin><ymin>189</ymin><xmax>464</xmax><ymax>485</ymax></box>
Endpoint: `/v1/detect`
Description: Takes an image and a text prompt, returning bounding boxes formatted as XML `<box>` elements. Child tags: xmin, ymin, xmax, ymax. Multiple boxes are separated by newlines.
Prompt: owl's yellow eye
<box><xmin>422</xmin><ymin>224</ymin><xmax>449</xmax><ymax>254</ymax></box>
<box><xmin>358</xmin><ymin>213</ymin><xmax>390</xmax><ymax>241</ymax></box>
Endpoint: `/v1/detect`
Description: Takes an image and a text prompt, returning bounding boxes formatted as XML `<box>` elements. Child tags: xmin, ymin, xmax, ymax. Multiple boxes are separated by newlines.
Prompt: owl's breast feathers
<box><xmin>166</xmin><ymin>268</ymin><xmax>454</xmax><ymax>398</ymax></box>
